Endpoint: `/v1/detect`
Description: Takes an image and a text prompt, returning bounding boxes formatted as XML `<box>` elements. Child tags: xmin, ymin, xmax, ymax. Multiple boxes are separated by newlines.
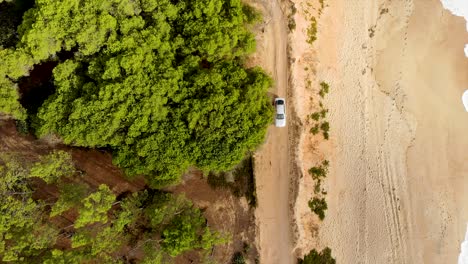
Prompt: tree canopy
<box><xmin>0</xmin><ymin>0</ymin><xmax>272</xmax><ymax>186</ymax></box>
<box><xmin>0</xmin><ymin>152</ymin><xmax>227</xmax><ymax>263</ymax></box>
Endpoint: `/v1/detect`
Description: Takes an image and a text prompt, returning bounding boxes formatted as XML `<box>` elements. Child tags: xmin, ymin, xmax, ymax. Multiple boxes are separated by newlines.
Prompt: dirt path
<box><xmin>252</xmin><ymin>0</ymin><xmax>294</xmax><ymax>263</ymax></box>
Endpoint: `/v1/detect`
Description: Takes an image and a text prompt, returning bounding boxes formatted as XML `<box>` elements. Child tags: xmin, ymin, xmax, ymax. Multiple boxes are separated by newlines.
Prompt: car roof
<box><xmin>276</xmin><ymin>103</ymin><xmax>285</xmax><ymax>114</ymax></box>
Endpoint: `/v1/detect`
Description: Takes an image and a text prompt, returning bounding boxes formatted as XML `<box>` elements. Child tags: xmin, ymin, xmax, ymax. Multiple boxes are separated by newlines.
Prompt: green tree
<box><xmin>7</xmin><ymin>0</ymin><xmax>272</xmax><ymax>186</ymax></box>
<box><xmin>30</xmin><ymin>150</ymin><xmax>74</xmax><ymax>184</ymax></box>
<box><xmin>50</xmin><ymin>182</ymin><xmax>88</xmax><ymax>217</ymax></box>
<box><xmin>0</xmin><ymin>155</ymin><xmax>58</xmax><ymax>262</ymax></box>
<box><xmin>0</xmin><ymin>154</ymin><xmax>226</xmax><ymax>262</ymax></box>
<box><xmin>74</xmin><ymin>184</ymin><xmax>116</xmax><ymax>228</ymax></box>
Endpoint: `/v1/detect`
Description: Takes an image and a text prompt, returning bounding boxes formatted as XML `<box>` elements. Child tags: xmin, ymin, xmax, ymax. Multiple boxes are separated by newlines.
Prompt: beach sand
<box><xmin>292</xmin><ymin>0</ymin><xmax>468</xmax><ymax>263</ymax></box>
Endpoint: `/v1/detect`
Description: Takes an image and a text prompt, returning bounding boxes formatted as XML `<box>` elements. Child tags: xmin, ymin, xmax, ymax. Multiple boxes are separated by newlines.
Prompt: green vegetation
<box><xmin>310</xmin><ymin>112</ymin><xmax>321</xmax><ymax>121</ymax></box>
<box><xmin>308</xmin><ymin>81</ymin><xmax>330</xmax><ymax>140</ymax></box>
<box><xmin>288</xmin><ymin>4</ymin><xmax>297</xmax><ymax>31</ymax></box>
<box><xmin>308</xmin><ymin>160</ymin><xmax>329</xmax><ymax>181</ymax></box>
<box><xmin>319</xmin><ymin>82</ymin><xmax>329</xmax><ymax>98</ymax></box>
<box><xmin>232</xmin><ymin>252</ymin><xmax>246</xmax><ymax>264</ymax></box>
<box><xmin>0</xmin><ymin>0</ymin><xmax>273</xmax><ymax>262</ymax></box>
<box><xmin>0</xmin><ymin>0</ymin><xmax>273</xmax><ymax>187</ymax></box>
<box><xmin>308</xmin><ymin>160</ymin><xmax>329</xmax><ymax>219</ymax></box>
<box><xmin>0</xmin><ymin>152</ymin><xmax>228</xmax><ymax>262</ymax></box>
<box><xmin>310</xmin><ymin>123</ymin><xmax>320</xmax><ymax>135</ymax></box>
<box><xmin>320</xmin><ymin>121</ymin><xmax>330</xmax><ymax>140</ymax></box>
<box><xmin>306</xmin><ymin>17</ymin><xmax>318</xmax><ymax>44</ymax></box>
<box><xmin>308</xmin><ymin>197</ymin><xmax>328</xmax><ymax>221</ymax></box>
<box><xmin>298</xmin><ymin>247</ymin><xmax>336</xmax><ymax>264</ymax></box>
<box><xmin>30</xmin><ymin>150</ymin><xmax>75</xmax><ymax>183</ymax></box>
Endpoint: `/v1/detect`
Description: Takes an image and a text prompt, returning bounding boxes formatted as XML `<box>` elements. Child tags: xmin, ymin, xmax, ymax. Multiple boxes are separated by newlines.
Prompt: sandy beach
<box><xmin>291</xmin><ymin>0</ymin><xmax>468</xmax><ymax>263</ymax></box>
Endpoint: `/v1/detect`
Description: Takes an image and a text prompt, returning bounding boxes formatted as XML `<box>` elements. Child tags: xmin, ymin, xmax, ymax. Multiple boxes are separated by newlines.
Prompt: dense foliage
<box><xmin>0</xmin><ymin>152</ymin><xmax>227</xmax><ymax>262</ymax></box>
<box><xmin>0</xmin><ymin>0</ymin><xmax>272</xmax><ymax>186</ymax></box>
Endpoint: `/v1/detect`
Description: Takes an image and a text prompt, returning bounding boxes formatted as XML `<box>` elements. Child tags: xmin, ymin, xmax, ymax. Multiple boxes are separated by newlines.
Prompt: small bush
<box><xmin>320</xmin><ymin>122</ymin><xmax>330</xmax><ymax>140</ymax></box>
<box><xmin>307</xmin><ymin>17</ymin><xmax>318</xmax><ymax>44</ymax></box>
<box><xmin>319</xmin><ymin>82</ymin><xmax>329</xmax><ymax>98</ymax></box>
<box><xmin>288</xmin><ymin>18</ymin><xmax>296</xmax><ymax>31</ymax></box>
<box><xmin>232</xmin><ymin>252</ymin><xmax>246</xmax><ymax>264</ymax></box>
<box><xmin>323</xmin><ymin>132</ymin><xmax>329</xmax><ymax>140</ymax></box>
<box><xmin>320</xmin><ymin>109</ymin><xmax>328</xmax><ymax>118</ymax></box>
<box><xmin>243</xmin><ymin>5</ymin><xmax>262</xmax><ymax>23</ymax></box>
<box><xmin>308</xmin><ymin>160</ymin><xmax>329</xmax><ymax>180</ymax></box>
<box><xmin>310</xmin><ymin>124</ymin><xmax>320</xmax><ymax>135</ymax></box>
<box><xmin>308</xmin><ymin>197</ymin><xmax>328</xmax><ymax>220</ymax></box>
<box><xmin>310</xmin><ymin>112</ymin><xmax>320</xmax><ymax>121</ymax></box>
<box><xmin>299</xmin><ymin>247</ymin><xmax>336</xmax><ymax>264</ymax></box>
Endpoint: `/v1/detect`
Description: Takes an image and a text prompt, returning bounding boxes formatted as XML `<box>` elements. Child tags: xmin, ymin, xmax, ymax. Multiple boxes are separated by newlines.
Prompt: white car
<box><xmin>275</xmin><ymin>98</ymin><xmax>286</xmax><ymax>127</ymax></box>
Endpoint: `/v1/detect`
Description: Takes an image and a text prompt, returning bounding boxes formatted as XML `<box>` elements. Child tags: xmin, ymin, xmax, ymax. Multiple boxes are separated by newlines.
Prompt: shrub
<box><xmin>320</xmin><ymin>122</ymin><xmax>330</xmax><ymax>140</ymax></box>
<box><xmin>308</xmin><ymin>160</ymin><xmax>329</xmax><ymax>180</ymax></box>
<box><xmin>310</xmin><ymin>124</ymin><xmax>320</xmax><ymax>135</ymax></box>
<box><xmin>232</xmin><ymin>252</ymin><xmax>246</xmax><ymax>264</ymax></box>
<box><xmin>310</xmin><ymin>112</ymin><xmax>321</xmax><ymax>121</ymax></box>
<box><xmin>306</xmin><ymin>17</ymin><xmax>318</xmax><ymax>44</ymax></box>
<box><xmin>319</xmin><ymin>82</ymin><xmax>329</xmax><ymax>98</ymax></box>
<box><xmin>308</xmin><ymin>197</ymin><xmax>328</xmax><ymax>220</ymax></box>
<box><xmin>299</xmin><ymin>247</ymin><xmax>336</xmax><ymax>264</ymax></box>
<box><xmin>320</xmin><ymin>109</ymin><xmax>328</xmax><ymax>118</ymax></box>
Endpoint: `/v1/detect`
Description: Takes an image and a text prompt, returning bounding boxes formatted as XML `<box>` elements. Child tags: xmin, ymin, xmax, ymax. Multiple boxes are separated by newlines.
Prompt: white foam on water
<box><xmin>463</xmin><ymin>90</ymin><xmax>468</xmax><ymax>112</ymax></box>
<box><xmin>440</xmin><ymin>0</ymin><xmax>468</xmax><ymax>56</ymax></box>
<box><xmin>460</xmin><ymin>224</ymin><xmax>468</xmax><ymax>264</ymax></box>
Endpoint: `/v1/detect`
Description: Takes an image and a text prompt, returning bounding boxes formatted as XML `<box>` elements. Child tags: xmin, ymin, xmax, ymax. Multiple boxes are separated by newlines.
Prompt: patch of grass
<box><xmin>310</xmin><ymin>112</ymin><xmax>321</xmax><ymax>121</ymax></box>
<box><xmin>308</xmin><ymin>160</ymin><xmax>329</xmax><ymax>180</ymax></box>
<box><xmin>288</xmin><ymin>4</ymin><xmax>297</xmax><ymax>31</ymax></box>
<box><xmin>310</xmin><ymin>124</ymin><xmax>320</xmax><ymax>135</ymax></box>
<box><xmin>308</xmin><ymin>197</ymin><xmax>328</xmax><ymax>220</ymax></box>
<box><xmin>288</xmin><ymin>18</ymin><xmax>296</xmax><ymax>31</ymax></box>
<box><xmin>319</xmin><ymin>0</ymin><xmax>326</xmax><ymax>10</ymax></box>
<box><xmin>207</xmin><ymin>155</ymin><xmax>257</xmax><ymax>207</ymax></box>
<box><xmin>323</xmin><ymin>132</ymin><xmax>329</xmax><ymax>140</ymax></box>
<box><xmin>306</xmin><ymin>17</ymin><xmax>318</xmax><ymax>45</ymax></box>
<box><xmin>319</xmin><ymin>82</ymin><xmax>329</xmax><ymax>98</ymax></box>
<box><xmin>320</xmin><ymin>109</ymin><xmax>328</xmax><ymax>119</ymax></box>
<box><xmin>320</xmin><ymin>121</ymin><xmax>329</xmax><ymax>139</ymax></box>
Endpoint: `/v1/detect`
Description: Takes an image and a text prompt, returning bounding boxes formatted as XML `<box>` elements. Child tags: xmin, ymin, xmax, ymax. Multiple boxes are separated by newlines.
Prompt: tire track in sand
<box><xmin>373</xmin><ymin>0</ymin><xmax>414</xmax><ymax>262</ymax></box>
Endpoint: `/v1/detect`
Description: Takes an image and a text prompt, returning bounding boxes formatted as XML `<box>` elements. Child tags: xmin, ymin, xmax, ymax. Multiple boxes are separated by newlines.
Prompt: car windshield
<box><xmin>276</xmin><ymin>100</ymin><xmax>284</xmax><ymax>105</ymax></box>
<box><xmin>277</xmin><ymin>114</ymin><xmax>284</xmax><ymax>119</ymax></box>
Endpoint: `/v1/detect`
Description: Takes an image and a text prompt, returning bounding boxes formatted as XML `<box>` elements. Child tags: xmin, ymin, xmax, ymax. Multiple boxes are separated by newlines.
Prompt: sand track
<box><xmin>250</xmin><ymin>0</ymin><xmax>295</xmax><ymax>263</ymax></box>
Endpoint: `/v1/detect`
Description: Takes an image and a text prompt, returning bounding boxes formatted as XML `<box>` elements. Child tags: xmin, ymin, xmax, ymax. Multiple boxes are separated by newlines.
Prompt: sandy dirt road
<box><xmin>252</xmin><ymin>0</ymin><xmax>294</xmax><ymax>263</ymax></box>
